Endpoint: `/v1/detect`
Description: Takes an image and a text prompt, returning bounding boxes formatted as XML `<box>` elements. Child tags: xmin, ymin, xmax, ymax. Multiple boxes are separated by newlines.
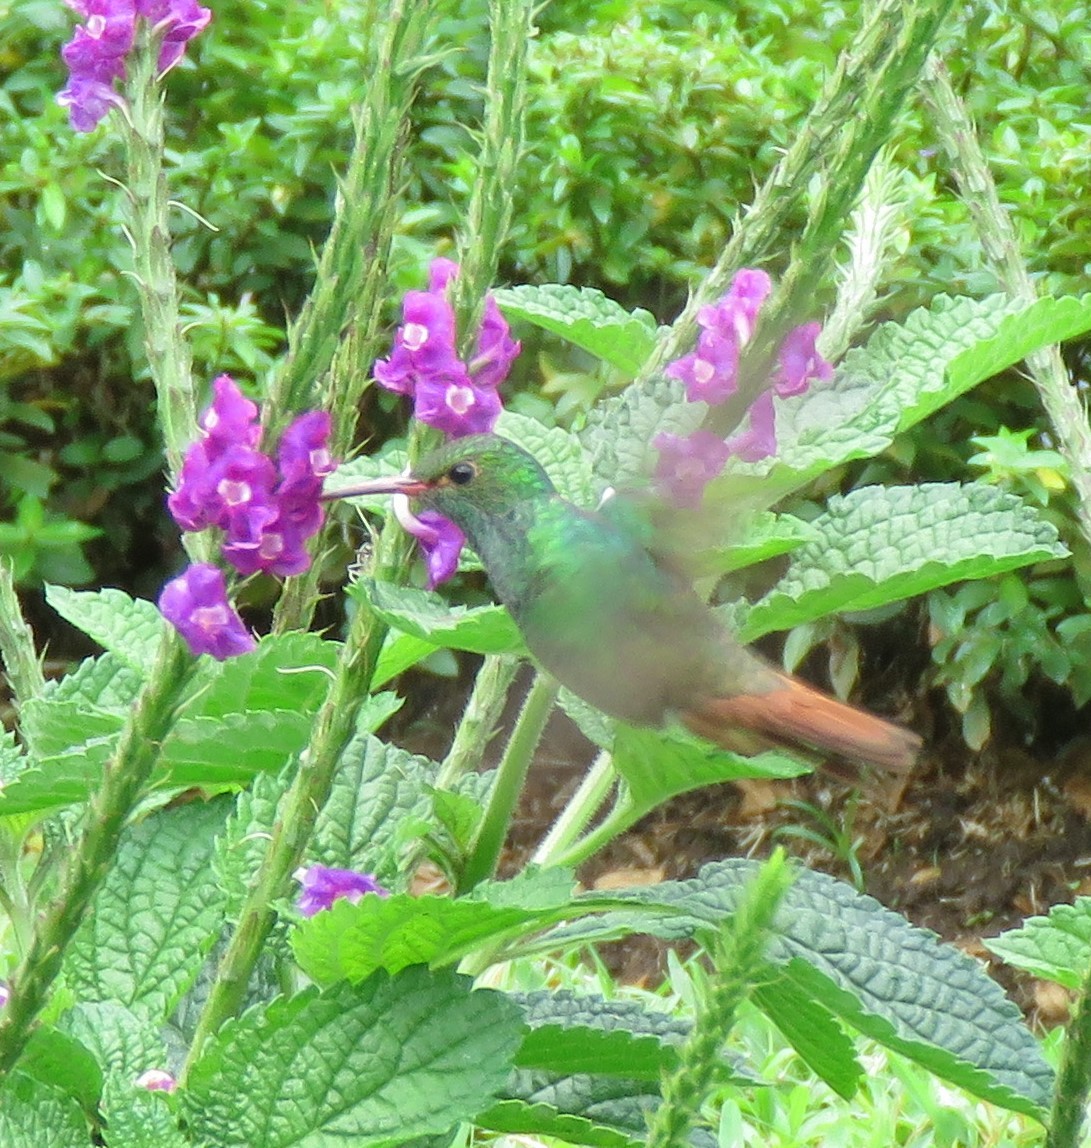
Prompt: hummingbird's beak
<box><xmin>320</xmin><ymin>473</ymin><xmax>430</xmax><ymax>502</ymax></box>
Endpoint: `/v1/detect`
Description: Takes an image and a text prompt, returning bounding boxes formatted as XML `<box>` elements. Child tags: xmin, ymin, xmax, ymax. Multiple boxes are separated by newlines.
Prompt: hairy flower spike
<box><xmin>374</xmin><ymin>259</ymin><xmax>519</xmax><ymax>438</ymax></box>
<box><xmin>653</xmin><ymin>430</ymin><xmax>732</xmax><ymax>509</ymax></box>
<box><xmin>57</xmin><ymin>0</ymin><xmax>210</xmax><ymax>132</ymax></box>
<box><xmin>158</xmin><ymin>564</ymin><xmax>256</xmax><ymax>660</ymax></box>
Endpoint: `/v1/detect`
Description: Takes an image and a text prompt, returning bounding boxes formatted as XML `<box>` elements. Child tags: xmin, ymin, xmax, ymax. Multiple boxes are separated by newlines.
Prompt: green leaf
<box><xmin>311</xmin><ymin>735</ymin><xmax>437</xmax><ymax>887</ymax></box>
<box><xmin>101</xmin><ymin>1073</ymin><xmax>188</xmax><ymax>1148</ymax></box>
<box><xmin>0</xmin><ymin>1074</ymin><xmax>89</xmax><ymax>1147</ymax></box>
<box><xmin>947</xmin><ymin>294</ymin><xmax>1091</xmax><ymax>396</ymax></box>
<box><xmin>984</xmin><ymin>897</ymin><xmax>1091</xmax><ymax>990</ymax></box>
<box><xmin>44</xmin><ymin>585</ymin><xmax>164</xmax><ymax>672</ymax></box>
<box><xmin>157</xmin><ymin>710</ymin><xmax>312</xmax><ymax>786</ymax></box>
<box><xmin>740</xmin><ymin>483</ymin><xmax>1068</xmax><ymax>640</ymax></box>
<box><xmin>47</xmin><ymin>653</ymin><xmax>144</xmax><ymax>713</ymax></box>
<box><xmin>183</xmin><ymin>968</ymin><xmax>523</xmax><ymax>1147</ymax></box>
<box><xmin>482</xmin><ymin>1070</ymin><xmax>662</xmax><ymax>1147</ymax></box>
<box><xmin>356</xmin><ymin>578</ymin><xmax>525</xmax><ymax>655</ymax></box>
<box><xmin>66</xmin><ymin>801</ymin><xmax>229</xmax><ymax>1020</ymax></box>
<box><xmin>697</xmin><ymin>511</ymin><xmax>818</xmax><ymax>577</ymax></box>
<box><xmin>215</xmin><ymin>770</ymin><xmax>289</xmax><ymax>915</ymax></box>
<box><xmin>495</xmin><ymin>410</ymin><xmax>595</xmax><ymax>504</ymax></box>
<box><xmin>612</xmin><ymin>725</ymin><xmax>809</xmax><ymax>819</ymax></box>
<box><xmin>59</xmin><ymin>1001</ymin><xmax>168</xmax><ymax>1078</ymax></box>
<box><xmin>752</xmin><ymin>973</ymin><xmax>860</xmax><ymax>1099</ymax></box>
<box><xmin>492</xmin><ymin>284</ymin><xmax>658</xmax><ymax>376</ymax></box>
<box><xmin>582</xmin><ymin>373</ymin><xmax>704</xmax><ymax>485</ymax></box>
<box><xmin>19</xmin><ymin>1027</ymin><xmax>103</xmax><ymax>1113</ymax></box>
<box><xmin>292</xmin><ymin>892</ymin><xmax>578</xmax><ymax>985</ymax></box>
<box><xmin>545</xmin><ymin>860</ymin><xmax>1052</xmax><ymax>1119</ymax></box>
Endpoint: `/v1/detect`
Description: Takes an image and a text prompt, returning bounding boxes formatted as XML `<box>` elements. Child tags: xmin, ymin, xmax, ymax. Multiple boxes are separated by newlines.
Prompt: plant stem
<box><xmin>1045</xmin><ymin>951</ymin><xmax>1091</xmax><ymax>1148</ymax></box>
<box><xmin>457</xmin><ymin>673</ymin><xmax>559</xmax><ymax>894</ymax></box>
<box><xmin>436</xmin><ymin>654</ymin><xmax>518</xmax><ymax>789</ymax></box>
<box><xmin>922</xmin><ymin>58</ymin><xmax>1091</xmax><ymax>556</ymax></box>
<box><xmin>0</xmin><ymin>632</ymin><xmax>194</xmax><ymax>1079</ymax></box>
<box><xmin>0</xmin><ymin>563</ymin><xmax>44</xmax><ymax>714</ymax></box>
<box><xmin>647</xmin><ymin>850</ymin><xmax>795</xmax><ymax>1148</ymax></box>
<box><xmin>531</xmin><ymin>750</ymin><xmax>615</xmax><ymax>866</ymax></box>
<box><xmin>121</xmin><ymin>25</ymin><xmax>199</xmax><ymax>487</ymax></box>
<box><xmin>182</xmin><ymin>532</ymin><xmax>410</xmax><ymax>1079</ymax></box>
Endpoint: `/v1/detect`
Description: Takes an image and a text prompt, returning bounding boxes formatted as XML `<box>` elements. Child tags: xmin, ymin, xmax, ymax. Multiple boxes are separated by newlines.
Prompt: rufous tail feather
<box><xmin>681</xmin><ymin>671</ymin><xmax>920</xmax><ymax>775</ymax></box>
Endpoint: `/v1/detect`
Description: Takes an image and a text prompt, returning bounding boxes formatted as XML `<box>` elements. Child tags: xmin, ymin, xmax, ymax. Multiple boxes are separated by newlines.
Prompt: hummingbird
<box><xmin>332</xmin><ymin>434</ymin><xmax>921</xmax><ymax>776</ymax></box>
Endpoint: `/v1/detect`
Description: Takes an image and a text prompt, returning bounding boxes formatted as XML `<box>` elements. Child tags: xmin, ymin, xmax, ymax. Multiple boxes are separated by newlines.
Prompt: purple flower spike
<box><xmin>653</xmin><ymin>430</ymin><xmax>731</xmax><ymax>509</ymax></box>
<box><xmin>374</xmin><ymin>291</ymin><xmax>462</xmax><ymax>396</ymax></box>
<box><xmin>471</xmin><ymin>296</ymin><xmax>521</xmax><ymax>390</ymax></box>
<box><xmin>278</xmin><ymin>410</ymin><xmax>335</xmax><ymax>486</ymax></box>
<box><xmin>718</xmin><ymin>269</ymin><xmax>772</xmax><ymax>345</ymax></box>
<box><xmin>295</xmin><ymin>864</ymin><xmax>388</xmax><ymax>917</ymax></box>
<box><xmin>158</xmin><ymin>563</ymin><xmax>256</xmax><ymax>660</ymax></box>
<box><xmin>428</xmin><ymin>257</ymin><xmax>460</xmax><ymax>292</ymax></box>
<box><xmin>665</xmin><ymin>328</ymin><xmax>740</xmax><ymax>406</ymax></box>
<box><xmin>201</xmin><ymin>375</ymin><xmax>261</xmax><ymax>449</ymax></box>
<box><xmin>414</xmin><ymin>374</ymin><xmax>502</xmax><ymax>439</ymax></box>
<box><xmin>777</xmin><ymin>322</ymin><xmax>833</xmax><ymax>396</ymax></box>
<box><xmin>149</xmin><ymin>0</ymin><xmax>211</xmax><ymax>73</ymax></box>
<box><xmin>394</xmin><ymin>497</ymin><xmax>465</xmax><ymax>588</ymax></box>
<box><xmin>727</xmin><ymin>391</ymin><xmax>778</xmax><ymax>462</ymax></box>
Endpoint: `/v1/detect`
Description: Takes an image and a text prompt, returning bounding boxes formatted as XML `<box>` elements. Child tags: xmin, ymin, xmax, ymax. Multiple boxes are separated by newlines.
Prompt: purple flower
<box><xmin>135</xmin><ymin>1069</ymin><xmax>177</xmax><ymax>1093</ymax></box>
<box><xmin>776</xmin><ymin>321</ymin><xmax>833</xmax><ymax>396</ymax></box>
<box><xmin>58</xmin><ymin>0</ymin><xmax>210</xmax><ymax>132</ymax></box>
<box><xmin>726</xmin><ymin>391</ymin><xmax>778</xmax><ymax>462</ymax></box>
<box><xmin>295</xmin><ymin>864</ymin><xmax>388</xmax><ymax>917</ymax></box>
<box><xmin>653</xmin><ymin>430</ymin><xmax>732</xmax><ymax>509</ymax></box>
<box><xmin>168</xmin><ymin>378</ymin><xmax>334</xmax><ymax>578</ymax></box>
<box><xmin>713</xmin><ymin>268</ymin><xmax>772</xmax><ymax>345</ymax></box>
<box><xmin>374</xmin><ymin>259</ymin><xmax>518</xmax><ymax>438</ymax></box>
<box><xmin>158</xmin><ymin>564</ymin><xmax>256</xmax><ymax>660</ymax></box>
<box><xmin>0</xmin><ymin>983</ymin><xmax>8</xmax><ymax>1008</ymax></box>
<box><xmin>394</xmin><ymin>497</ymin><xmax>466</xmax><ymax>589</ymax></box>
<box><xmin>665</xmin><ymin>328</ymin><xmax>740</xmax><ymax>406</ymax></box>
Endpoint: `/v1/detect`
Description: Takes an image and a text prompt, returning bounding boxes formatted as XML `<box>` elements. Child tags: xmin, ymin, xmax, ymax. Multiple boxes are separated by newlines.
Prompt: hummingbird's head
<box><xmin>323</xmin><ymin>433</ymin><xmax>556</xmax><ymax>536</ymax></box>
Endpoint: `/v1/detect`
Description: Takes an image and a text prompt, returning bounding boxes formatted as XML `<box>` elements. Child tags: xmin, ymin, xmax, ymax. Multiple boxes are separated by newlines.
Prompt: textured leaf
<box><xmin>698</xmin><ymin>511</ymin><xmax>817</xmax><ymax>576</ymax></box>
<box><xmin>356</xmin><ymin>578</ymin><xmax>525</xmax><ymax>654</ymax></box>
<box><xmin>19</xmin><ymin>1027</ymin><xmax>103</xmax><ymax>1113</ymax></box>
<box><xmin>612</xmin><ymin>725</ymin><xmax>808</xmax><ymax>818</ymax></box>
<box><xmin>45</xmin><ymin>584</ymin><xmax>165</xmax><ymax>672</ymax></box>
<box><xmin>158</xmin><ymin>710</ymin><xmax>312</xmax><ymax>786</ymax></box>
<box><xmin>323</xmin><ymin>443</ymin><xmax>409</xmax><ymax>511</ymax></box>
<box><xmin>582</xmin><ymin>373</ymin><xmax>705</xmax><ymax>485</ymax></box>
<box><xmin>984</xmin><ymin>897</ymin><xmax>1091</xmax><ymax>990</ymax></box>
<box><xmin>740</xmin><ymin>483</ymin><xmax>1067</xmax><ymax>640</ymax></box>
<box><xmin>0</xmin><ymin>724</ymin><xmax>28</xmax><ymax>787</ymax></box>
<box><xmin>312</xmin><ymin>735</ymin><xmax>437</xmax><ymax>885</ymax></box>
<box><xmin>492</xmin><ymin>284</ymin><xmax>659</xmax><ymax>376</ymax></box>
<box><xmin>67</xmin><ymin>801</ymin><xmax>229</xmax><ymax>1020</ymax></box>
<box><xmin>19</xmin><ymin>697</ymin><xmax>123</xmax><ymax>758</ymax></box>
<box><xmin>483</xmin><ymin>1069</ymin><xmax>662</xmax><ymax>1147</ymax></box>
<box><xmin>495</xmin><ymin>410</ymin><xmax>596</xmax><ymax>504</ymax></box>
<box><xmin>101</xmin><ymin>1073</ymin><xmax>188</xmax><ymax>1148</ymax></box>
<box><xmin>545</xmin><ymin>860</ymin><xmax>1052</xmax><ymax>1118</ymax></box>
<box><xmin>59</xmin><ymin>1001</ymin><xmax>168</xmax><ymax>1079</ymax></box>
<box><xmin>0</xmin><ymin>737</ymin><xmax>116</xmax><ymax>815</ymax></box>
<box><xmin>215</xmin><ymin>770</ymin><xmax>289</xmax><ymax>915</ymax></box>
<box><xmin>752</xmin><ymin>973</ymin><xmax>860</xmax><ymax>1099</ymax></box>
<box><xmin>184</xmin><ymin>968</ymin><xmax>523</xmax><ymax>1147</ymax></box>
<box><xmin>0</xmin><ymin>1075</ymin><xmax>89</xmax><ymax>1148</ymax></box>
<box><xmin>46</xmin><ymin>652</ymin><xmax>144</xmax><ymax>713</ymax></box>
<box><xmin>293</xmin><ymin>892</ymin><xmax>575</xmax><ymax>985</ymax></box>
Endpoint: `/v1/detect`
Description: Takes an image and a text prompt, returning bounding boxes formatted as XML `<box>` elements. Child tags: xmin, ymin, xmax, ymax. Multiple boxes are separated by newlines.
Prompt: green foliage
<box><xmin>986</xmin><ymin>898</ymin><xmax>1091</xmax><ymax>991</ymax></box>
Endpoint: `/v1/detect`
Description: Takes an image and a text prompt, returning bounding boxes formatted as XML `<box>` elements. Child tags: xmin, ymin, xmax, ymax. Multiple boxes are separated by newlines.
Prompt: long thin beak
<box><xmin>320</xmin><ymin>474</ymin><xmax>430</xmax><ymax>501</ymax></box>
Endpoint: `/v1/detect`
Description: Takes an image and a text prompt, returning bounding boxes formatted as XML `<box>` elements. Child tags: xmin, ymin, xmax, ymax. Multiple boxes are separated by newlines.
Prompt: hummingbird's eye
<box><xmin>447</xmin><ymin>462</ymin><xmax>476</xmax><ymax>486</ymax></box>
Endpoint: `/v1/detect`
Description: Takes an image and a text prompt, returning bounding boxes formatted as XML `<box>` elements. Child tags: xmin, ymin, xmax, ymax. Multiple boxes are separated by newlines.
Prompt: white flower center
<box><xmin>218</xmin><ymin>479</ymin><xmax>251</xmax><ymax>506</ymax></box>
<box><xmin>402</xmin><ymin>322</ymin><xmax>429</xmax><ymax>351</ymax></box>
<box><xmin>445</xmin><ymin>384</ymin><xmax>475</xmax><ymax>414</ymax></box>
<box><xmin>192</xmin><ymin>605</ymin><xmax>229</xmax><ymax>633</ymax></box>
<box><xmin>693</xmin><ymin>358</ymin><xmax>715</xmax><ymax>385</ymax></box>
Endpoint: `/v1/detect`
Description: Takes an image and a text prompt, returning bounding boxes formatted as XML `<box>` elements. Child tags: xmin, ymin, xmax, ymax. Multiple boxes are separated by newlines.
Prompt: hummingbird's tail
<box><xmin>681</xmin><ymin>671</ymin><xmax>920</xmax><ymax>776</ymax></box>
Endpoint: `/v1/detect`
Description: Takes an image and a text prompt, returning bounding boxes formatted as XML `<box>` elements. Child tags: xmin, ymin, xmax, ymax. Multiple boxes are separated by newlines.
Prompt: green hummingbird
<box><xmin>333</xmin><ymin>433</ymin><xmax>920</xmax><ymax>775</ymax></box>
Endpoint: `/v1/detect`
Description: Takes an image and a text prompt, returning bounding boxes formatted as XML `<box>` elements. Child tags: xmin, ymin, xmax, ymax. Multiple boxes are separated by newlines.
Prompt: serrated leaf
<box><xmin>984</xmin><ymin>897</ymin><xmax>1091</xmax><ymax>990</ymax></box>
<box><xmin>19</xmin><ymin>1027</ymin><xmax>103</xmax><ymax>1112</ymax></box>
<box><xmin>355</xmin><ymin>578</ymin><xmax>525</xmax><ymax>654</ymax></box>
<box><xmin>495</xmin><ymin>410</ymin><xmax>595</xmax><ymax>504</ymax></box>
<box><xmin>215</xmin><ymin>770</ymin><xmax>289</xmax><ymax>914</ymax></box>
<box><xmin>101</xmin><ymin>1072</ymin><xmax>188</xmax><ymax>1148</ymax></box>
<box><xmin>59</xmin><ymin>1001</ymin><xmax>168</xmax><ymax>1078</ymax></box>
<box><xmin>545</xmin><ymin>860</ymin><xmax>1052</xmax><ymax>1119</ymax></box>
<box><xmin>582</xmin><ymin>373</ymin><xmax>705</xmax><ymax>485</ymax></box>
<box><xmin>292</xmin><ymin>892</ymin><xmax>577</xmax><ymax>985</ymax></box>
<box><xmin>311</xmin><ymin>735</ymin><xmax>437</xmax><ymax>887</ymax></box>
<box><xmin>67</xmin><ymin>801</ymin><xmax>229</xmax><ymax>1020</ymax></box>
<box><xmin>492</xmin><ymin>284</ymin><xmax>658</xmax><ymax>376</ymax></box>
<box><xmin>0</xmin><ymin>737</ymin><xmax>116</xmax><ymax>815</ymax></box>
<box><xmin>46</xmin><ymin>653</ymin><xmax>143</xmax><ymax>713</ymax></box>
<box><xmin>0</xmin><ymin>1074</ymin><xmax>89</xmax><ymax>1148</ymax></box>
<box><xmin>612</xmin><ymin>725</ymin><xmax>808</xmax><ymax>819</ymax></box>
<box><xmin>158</xmin><ymin>710</ymin><xmax>312</xmax><ymax>786</ymax></box>
<box><xmin>323</xmin><ymin>443</ymin><xmax>409</xmax><ymax>512</ymax></box>
<box><xmin>183</xmin><ymin>968</ymin><xmax>523</xmax><ymax>1147</ymax></box>
<box><xmin>484</xmin><ymin>1068</ymin><xmax>662</xmax><ymax>1146</ymax></box>
<box><xmin>0</xmin><ymin>724</ymin><xmax>28</xmax><ymax>787</ymax></box>
<box><xmin>947</xmin><ymin>294</ymin><xmax>1091</xmax><ymax>395</ymax></box>
<box><xmin>19</xmin><ymin>697</ymin><xmax>123</xmax><ymax>758</ymax></box>
<box><xmin>185</xmin><ymin>632</ymin><xmax>338</xmax><ymax>721</ymax></box>
<box><xmin>740</xmin><ymin>483</ymin><xmax>1067</xmax><ymax>640</ymax></box>
<box><xmin>45</xmin><ymin>584</ymin><xmax>165</xmax><ymax>672</ymax></box>
<box><xmin>752</xmin><ymin>973</ymin><xmax>860</xmax><ymax>1099</ymax></box>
